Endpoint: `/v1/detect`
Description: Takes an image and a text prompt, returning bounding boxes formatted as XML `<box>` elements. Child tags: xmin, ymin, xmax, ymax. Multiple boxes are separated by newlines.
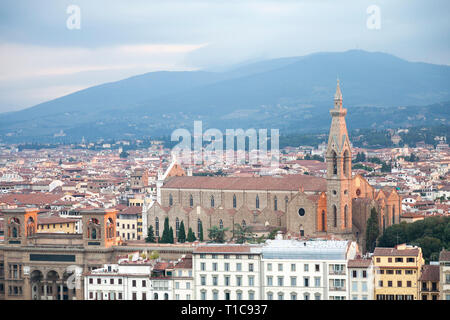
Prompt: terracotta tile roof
<box><xmin>373</xmin><ymin>247</ymin><xmax>420</xmax><ymax>257</ymax></box>
<box><xmin>38</xmin><ymin>216</ymin><xmax>78</xmax><ymax>224</ymax></box>
<box><xmin>163</xmin><ymin>174</ymin><xmax>326</xmax><ymax>192</ymax></box>
<box><xmin>419</xmin><ymin>265</ymin><xmax>440</xmax><ymax>282</ymax></box>
<box><xmin>174</xmin><ymin>255</ymin><xmax>193</xmax><ymax>269</ymax></box>
<box><xmin>440</xmin><ymin>250</ymin><xmax>450</xmax><ymax>262</ymax></box>
<box><xmin>348</xmin><ymin>259</ymin><xmax>372</xmax><ymax>268</ymax></box>
<box><xmin>118</xmin><ymin>206</ymin><xmax>142</xmax><ymax>215</ymax></box>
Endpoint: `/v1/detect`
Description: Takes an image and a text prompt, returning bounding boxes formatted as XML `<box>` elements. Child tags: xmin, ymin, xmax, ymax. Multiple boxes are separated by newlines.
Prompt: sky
<box><xmin>0</xmin><ymin>0</ymin><xmax>449</xmax><ymax>112</ymax></box>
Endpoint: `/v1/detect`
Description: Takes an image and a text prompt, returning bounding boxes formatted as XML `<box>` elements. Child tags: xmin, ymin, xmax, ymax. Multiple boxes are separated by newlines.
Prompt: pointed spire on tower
<box><xmin>334</xmin><ymin>78</ymin><xmax>343</xmax><ymax>109</ymax></box>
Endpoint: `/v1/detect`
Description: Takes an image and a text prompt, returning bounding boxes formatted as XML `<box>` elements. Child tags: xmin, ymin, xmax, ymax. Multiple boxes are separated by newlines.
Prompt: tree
<box><xmin>233</xmin><ymin>223</ymin><xmax>254</xmax><ymax>244</ymax></box>
<box><xmin>207</xmin><ymin>226</ymin><xmax>229</xmax><ymax>243</ymax></box>
<box><xmin>149</xmin><ymin>250</ymin><xmax>159</xmax><ymax>260</ymax></box>
<box><xmin>145</xmin><ymin>225</ymin><xmax>155</xmax><ymax>243</ymax></box>
<box><xmin>119</xmin><ymin>151</ymin><xmax>129</xmax><ymax>159</ymax></box>
<box><xmin>381</xmin><ymin>162</ymin><xmax>391</xmax><ymax>172</ymax></box>
<box><xmin>198</xmin><ymin>222</ymin><xmax>204</xmax><ymax>242</ymax></box>
<box><xmin>187</xmin><ymin>227</ymin><xmax>196</xmax><ymax>242</ymax></box>
<box><xmin>160</xmin><ymin>217</ymin><xmax>171</xmax><ymax>243</ymax></box>
<box><xmin>169</xmin><ymin>227</ymin><xmax>174</xmax><ymax>244</ymax></box>
<box><xmin>365</xmin><ymin>207</ymin><xmax>380</xmax><ymax>253</ymax></box>
<box><xmin>178</xmin><ymin>221</ymin><xmax>186</xmax><ymax>243</ymax></box>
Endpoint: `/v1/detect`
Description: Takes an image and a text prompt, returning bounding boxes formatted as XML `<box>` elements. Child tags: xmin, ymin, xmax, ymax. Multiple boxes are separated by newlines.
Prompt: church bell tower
<box><xmin>326</xmin><ymin>80</ymin><xmax>353</xmax><ymax>235</ymax></box>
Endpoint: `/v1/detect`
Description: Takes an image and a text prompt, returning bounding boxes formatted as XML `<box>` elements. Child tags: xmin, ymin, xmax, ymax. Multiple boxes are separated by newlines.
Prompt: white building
<box><xmin>347</xmin><ymin>258</ymin><xmax>374</xmax><ymax>300</ymax></box>
<box><xmin>261</xmin><ymin>238</ymin><xmax>357</xmax><ymax>300</ymax></box>
<box><xmin>192</xmin><ymin>237</ymin><xmax>359</xmax><ymax>300</ymax></box>
<box><xmin>172</xmin><ymin>255</ymin><xmax>194</xmax><ymax>300</ymax></box>
<box><xmin>84</xmin><ymin>261</ymin><xmax>154</xmax><ymax>300</ymax></box>
<box><xmin>192</xmin><ymin>244</ymin><xmax>263</xmax><ymax>300</ymax></box>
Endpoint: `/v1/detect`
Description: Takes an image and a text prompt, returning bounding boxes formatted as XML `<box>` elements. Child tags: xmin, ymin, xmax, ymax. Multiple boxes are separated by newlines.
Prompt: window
<box><xmin>256</xmin><ymin>195</ymin><xmax>260</xmax><ymax>209</ymax></box>
<box><xmin>361</xmin><ymin>282</ymin><xmax>368</xmax><ymax>292</ymax></box>
<box><xmin>333</xmin><ymin>205</ymin><xmax>337</xmax><ymax>228</ymax></box>
<box><xmin>407</xmin><ymin>258</ymin><xmax>415</xmax><ymax>263</ymax></box>
<box><xmin>248</xmin><ymin>276</ymin><xmax>254</xmax><ymax>286</ymax></box>
<box><xmin>213</xmin><ymin>263</ymin><xmax>218</xmax><ymax>271</ymax></box>
<box><xmin>352</xmin><ymin>270</ymin><xmax>357</xmax><ymax>278</ymax></box>
<box><xmin>212</xmin><ymin>276</ymin><xmax>218</xmax><ymax>286</ymax></box>
<box><xmin>291</xmin><ymin>277</ymin><xmax>297</xmax><ymax>286</ymax></box>
<box><xmin>249</xmin><ymin>291</ymin><xmax>255</xmax><ymax>300</ymax></box>
<box><xmin>267</xmin><ymin>276</ymin><xmax>273</xmax><ymax>286</ymax></box>
<box><xmin>211</xmin><ymin>195</ymin><xmax>215</xmax><ymax>208</ymax></box>
<box><xmin>274</xmin><ymin>196</ymin><xmax>278</xmax><ymax>211</ymax></box>
<box><xmin>304</xmin><ymin>264</ymin><xmax>309</xmax><ymax>272</ymax></box>
<box><xmin>236</xmin><ymin>276</ymin><xmax>242</xmax><ymax>287</ymax></box>
<box><xmin>304</xmin><ymin>277</ymin><xmax>309</xmax><ymax>287</ymax></box>
<box><xmin>200</xmin><ymin>276</ymin><xmax>206</xmax><ymax>286</ymax></box>
<box><xmin>397</xmin><ymin>281</ymin><xmax>402</xmax><ymax>287</ymax></box>
<box><xmin>278</xmin><ymin>264</ymin><xmax>283</xmax><ymax>272</ymax></box>
<box><xmin>169</xmin><ymin>194</ymin><xmax>173</xmax><ymax>206</ymax></box>
<box><xmin>315</xmin><ymin>264</ymin><xmax>320</xmax><ymax>272</ymax></box>
<box><xmin>352</xmin><ymin>281</ymin><xmax>358</xmax><ymax>291</ymax></box>
<box><xmin>291</xmin><ymin>264</ymin><xmax>296</xmax><ymax>272</ymax></box>
<box><xmin>291</xmin><ymin>293</ymin><xmax>297</xmax><ymax>300</ymax></box>
<box><xmin>278</xmin><ymin>277</ymin><xmax>284</xmax><ymax>286</ymax></box>
<box><xmin>132</xmin><ymin>280</ymin><xmax>136</xmax><ymax>287</ymax></box>
<box><xmin>267</xmin><ymin>263</ymin><xmax>272</xmax><ymax>271</ymax></box>
<box><xmin>314</xmin><ymin>277</ymin><xmax>321</xmax><ymax>287</ymax></box>
<box><xmin>225</xmin><ymin>263</ymin><xmax>230</xmax><ymax>271</ymax></box>
<box><xmin>213</xmin><ymin>291</ymin><xmax>218</xmax><ymax>300</ymax></box>
<box><xmin>224</xmin><ymin>276</ymin><xmax>230</xmax><ymax>286</ymax></box>
<box><xmin>236</xmin><ymin>263</ymin><xmax>242</xmax><ymax>271</ymax></box>
<box><xmin>201</xmin><ymin>263</ymin><xmax>205</xmax><ymax>271</ymax></box>
<box><xmin>233</xmin><ymin>195</ymin><xmax>237</xmax><ymax>208</ymax></box>
<box><xmin>248</xmin><ymin>263</ymin><xmax>254</xmax><ymax>272</ymax></box>
<box><xmin>395</xmin><ymin>257</ymin><xmax>403</xmax><ymax>263</ymax></box>
<box><xmin>278</xmin><ymin>292</ymin><xmax>284</xmax><ymax>300</ymax></box>
<box><xmin>189</xmin><ymin>195</ymin><xmax>193</xmax><ymax>207</ymax></box>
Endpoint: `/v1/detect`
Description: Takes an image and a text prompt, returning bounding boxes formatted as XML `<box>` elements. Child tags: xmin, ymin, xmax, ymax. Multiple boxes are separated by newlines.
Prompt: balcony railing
<box><xmin>329</xmin><ymin>286</ymin><xmax>346</xmax><ymax>291</ymax></box>
<box><xmin>329</xmin><ymin>270</ymin><xmax>346</xmax><ymax>276</ymax></box>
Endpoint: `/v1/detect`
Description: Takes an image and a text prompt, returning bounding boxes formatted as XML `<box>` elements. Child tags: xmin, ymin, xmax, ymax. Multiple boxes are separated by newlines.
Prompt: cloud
<box><xmin>0</xmin><ymin>42</ymin><xmax>206</xmax><ymax>111</ymax></box>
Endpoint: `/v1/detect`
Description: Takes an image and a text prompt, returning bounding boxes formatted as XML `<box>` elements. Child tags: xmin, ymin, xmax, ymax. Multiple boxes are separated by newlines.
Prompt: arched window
<box><xmin>176</xmin><ymin>218</ymin><xmax>180</xmax><ymax>238</ymax></box>
<box><xmin>343</xmin><ymin>150</ymin><xmax>350</xmax><ymax>177</ymax></box>
<box><xmin>211</xmin><ymin>195</ymin><xmax>215</xmax><ymax>208</ymax></box>
<box><xmin>219</xmin><ymin>219</ymin><xmax>223</xmax><ymax>229</ymax></box>
<box><xmin>332</xmin><ymin>151</ymin><xmax>337</xmax><ymax>175</ymax></box>
<box><xmin>12</xmin><ymin>226</ymin><xmax>18</xmax><ymax>238</ymax></box>
<box><xmin>242</xmin><ymin>220</ymin><xmax>246</xmax><ymax>228</ymax></box>
<box><xmin>392</xmin><ymin>205</ymin><xmax>396</xmax><ymax>224</ymax></box>
<box><xmin>333</xmin><ymin>205</ymin><xmax>337</xmax><ymax>228</ymax></box>
<box><xmin>233</xmin><ymin>195</ymin><xmax>237</xmax><ymax>208</ymax></box>
<box><xmin>344</xmin><ymin>205</ymin><xmax>348</xmax><ymax>228</ymax></box>
<box><xmin>155</xmin><ymin>217</ymin><xmax>159</xmax><ymax>237</ymax></box>
<box><xmin>274</xmin><ymin>196</ymin><xmax>278</xmax><ymax>211</ymax></box>
<box><xmin>189</xmin><ymin>195</ymin><xmax>193</xmax><ymax>207</ymax></box>
<box><xmin>321</xmin><ymin>210</ymin><xmax>326</xmax><ymax>231</ymax></box>
<box><xmin>169</xmin><ymin>194</ymin><xmax>173</xmax><ymax>206</ymax></box>
<box><xmin>91</xmin><ymin>228</ymin><xmax>97</xmax><ymax>239</ymax></box>
<box><xmin>154</xmin><ymin>293</ymin><xmax>158</xmax><ymax>300</ymax></box>
<box><xmin>256</xmin><ymin>195</ymin><xmax>260</xmax><ymax>209</ymax></box>
<box><xmin>164</xmin><ymin>293</ymin><xmax>169</xmax><ymax>300</ymax></box>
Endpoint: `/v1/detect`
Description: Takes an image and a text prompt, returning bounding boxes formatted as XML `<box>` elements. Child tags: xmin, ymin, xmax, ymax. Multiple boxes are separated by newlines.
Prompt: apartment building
<box><xmin>439</xmin><ymin>250</ymin><xmax>450</xmax><ymax>300</ymax></box>
<box><xmin>419</xmin><ymin>264</ymin><xmax>440</xmax><ymax>300</ymax></box>
<box><xmin>192</xmin><ymin>244</ymin><xmax>263</xmax><ymax>300</ymax></box>
<box><xmin>261</xmin><ymin>239</ymin><xmax>358</xmax><ymax>300</ymax></box>
<box><xmin>347</xmin><ymin>258</ymin><xmax>374</xmax><ymax>300</ymax></box>
<box><xmin>373</xmin><ymin>244</ymin><xmax>425</xmax><ymax>300</ymax></box>
<box><xmin>172</xmin><ymin>255</ymin><xmax>193</xmax><ymax>300</ymax></box>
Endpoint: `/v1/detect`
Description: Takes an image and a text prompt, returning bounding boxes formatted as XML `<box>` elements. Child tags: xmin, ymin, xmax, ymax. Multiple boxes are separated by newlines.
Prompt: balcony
<box><xmin>329</xmin><ymin>270</ymin><xmax>346</xmax><ymax>276</ymax></box>
<box><xmin>329</xmin><ymin>286</ymin><xmax>346</xmax><ymax>291</ymax></box>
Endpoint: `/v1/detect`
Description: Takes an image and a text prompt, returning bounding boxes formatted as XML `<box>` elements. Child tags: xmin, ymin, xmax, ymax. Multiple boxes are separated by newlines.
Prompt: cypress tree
<box><xmin>178</xmin><ymin>221</ymin><xmax>186</xmax><ymax>243</ymax></box>
<box><xmin>169</xmin><ymin>226</ymin><xmax>174</xmax><ymax>244</ymax></box>
<box><xmin>365</xmin><ymin>207</ymin><xmax>380</xmax><ymax>253</ymax></box>
<box><xmin>145</xmin><ymin>225</ymin><xmax>155</xmax><ymax>243</ymax></box>
<box><xmin>160</xmin><ymin>217</ymin><xmax>170</xmax><ymax>243</ymax></box>
<box><xmin>187</xmin><ymin>227</ymin><xmax>196</xmax><ymax>242</ymax></box>
<box><xmin>198</xmin><ymin>222</ymin><xmax>204</xmax><ymax>242</ymax></box>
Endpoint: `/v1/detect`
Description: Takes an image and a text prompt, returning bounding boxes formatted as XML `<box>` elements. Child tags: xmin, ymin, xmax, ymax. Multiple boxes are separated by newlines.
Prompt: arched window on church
<box><xmin>211</xmin><ymin>195</ymin><xmax>215</xmax><ymax>208</ymax></box>
<box><xmin>233</xmin><ymin>195</ymin><xmax>237</xmax><ymax>209</ymax></box>
<box><xmin>321</xmin><ymin>210</ymin><xmax>326</xmax><ymax>231</ymax></box>
<box><xmin>332</xmin><ymin>151</ymin><xmax>338</xmax><ymax>175</ymax></box>
<box><xmin>176</xmin><ymin>217</ymin><xmax>180</xmax><ymax>238</ymax></box>
<box><xmin>169</xmin><ymin>194</ymin><xmax>173</xmax><ymax>206</ymax></box>
<box><xmin>219</xmin><ymin>219</ymin><xmax>223</xmax><ymax>229</ymax></box>
<box><xmin>256</xmin><ymin>195</ymin><xmax>260</xmax><ymax>209</ymax></box>
<box><xmin>343</xmin><ymin>150</ymin><xmax>350</xmax><ymax>177</ymax></box>
<box><xmin>189</xmin><ymin>194</ymin><xmax>193</xmax><ymax>208</ymax></box>
<box><xmin>344</xmin><ymin>205</ymin><xmax>348</xmax><ymax>228</ymax></box>
<box><xmin>333</xmin><ymin>205</ymin><xmax>337</xmax><ymax>228</ymax></box>
<box><xmin>392</xmin><ymin>205</ymin><xmax>395</xmax><ymax>224</ymax></box>
<box><xmin>274</xmin><ymin>196</ymin><xmax>278</xmax><ymax>211</ymax></box>
<box><xmin>155</xmin><ymin>217</ymin><xmax>159</xmax><ymax>237</ymax></box>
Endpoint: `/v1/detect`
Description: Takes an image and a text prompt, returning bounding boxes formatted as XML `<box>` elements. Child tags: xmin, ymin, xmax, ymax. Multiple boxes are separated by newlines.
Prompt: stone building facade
<box><xmin>145</xmin><ymin>81</ymin><xmax>402</xmax><ymax>251</ymax></box>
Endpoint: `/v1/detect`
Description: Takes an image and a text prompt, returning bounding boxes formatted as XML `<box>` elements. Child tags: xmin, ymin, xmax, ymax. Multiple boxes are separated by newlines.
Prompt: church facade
<box><xmin>145</xmin><ymin>81</ymin><xmax>402</xmax><ymax>251</ymax></box>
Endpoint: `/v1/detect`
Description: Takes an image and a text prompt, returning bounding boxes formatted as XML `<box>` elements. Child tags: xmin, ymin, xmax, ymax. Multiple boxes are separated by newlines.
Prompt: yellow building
<box><xmin>116</xmin><ymin>206</ymin><xmax>143</xmax><ymax>241</ymax></box>
<box><xmin>373</xmin><ymin>244</ymin><xmax>425</xmax><ymax>300</ymax></box>
<box><xmin>37</xmin><ymin>216</ymin><xmax>78</xmax><ymax>234</ymax></box>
